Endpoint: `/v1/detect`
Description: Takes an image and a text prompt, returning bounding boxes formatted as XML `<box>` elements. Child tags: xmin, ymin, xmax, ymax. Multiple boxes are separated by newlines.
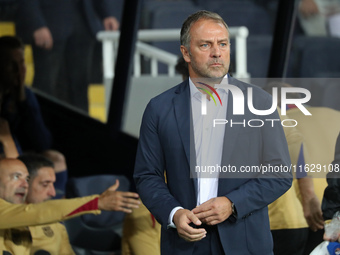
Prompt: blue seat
<box><xmin>141</xmin><ymin>1</ymin><xmax>196</xmax><ymax>29</ymax></box>
<box><xmin>322</xmin><ymin>79</ymin><xmax>340</xmax><ymax>111</ymax></box>
<box><xmin>230</xmin><ymin>35</ymin><xmax>272</xmax><ymax>79</ymax></box>
<box><xmin>285</xmin><ymin>36</ymin><xmax>340</xmax><ymax>105</ymax></box>
<box><xmin>289</xmin><ymin>36</ymin><xmax>340</xmax><ymax>78</ymax></box>
<box><xmin>246</xmin><ymin>35</ymin><xmax>273</xmax><ymax>78</ymax></box>
<box><xmin>198</xmin><ymin>0</ymin><xmax>254</xmax><ymax>11</ymax></box>
<box><xmin>217</xmin><ymin>3</ymin><xmax>272</xmax><ymax>35</ymax></box>
<box><xmin>147</xmin><ymin>5</ymin><xmax>200</xmax><ymax>73</ymax></box>
<box><xmin>65</xmin><ymin>174</ymin><xmax>130</xmax><ymax>255</ymax></box>
<box><xmin>198</xmin><ymin>1</ymin><xmax>272</xmax><ymax>35</ymax></box>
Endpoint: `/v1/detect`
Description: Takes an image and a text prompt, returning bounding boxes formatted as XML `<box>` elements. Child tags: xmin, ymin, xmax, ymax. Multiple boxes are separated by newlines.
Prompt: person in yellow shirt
<box><xmin>268</xmin><ymin>111</ymin><xmax>313</xmax><ymax>255</ymax></box>
<box><xmin>263</xmin><ymin>81</ymin><xmax>324</xmax><ymax>255</ymax></box>
<box><xmin>264</xmin><ymin>81</ymin><xmax>340</xmax><ymax>254</ymax></box>
<box><xmin>0</xmin><ymin>157</ymin><xmax>140</xmax><ymax>255</ymax></box>
<box><xmin>287</xmin><ymin>106</ymin><xmax>340</xmax><ymax>254</ymax></box>
<box><xmin>18</xmin><ymin>153</ymin><xmax>74</xmax><ymax>255</ymax></box>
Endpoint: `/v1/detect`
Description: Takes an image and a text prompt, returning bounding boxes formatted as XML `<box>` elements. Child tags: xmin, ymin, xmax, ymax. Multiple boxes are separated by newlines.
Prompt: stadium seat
<box><xmin>141</xmin><ymin>0</ymin><xmax>196</xmax><ymax>29</ymax></box>
<box><xmin>246</xmin><ymin>35</ymin><xmax>273</xmax><ymax>78</ymax></box>
<box><xmin>65</xmin><ymin>174</ymin><xmax>130</xmax><ymax>255</ymax></box>
<box><xmin>216</xmin><ymin>2</ymin><xmax>272</xmax><ymax>35</ymax></box>
<box><xmin>147</xmin><ymin>5</ymin><xmax>201</xmax><ymax>73</ymax></box>
<box><xmin>322</xmin><ymin>80</ymin><xmax>340</xmax><ymax>111</ymax></box>
<box><xmin>289</xmin><ymin>36</ymin><xmax>340</xmax><ymax>78</ymax></box>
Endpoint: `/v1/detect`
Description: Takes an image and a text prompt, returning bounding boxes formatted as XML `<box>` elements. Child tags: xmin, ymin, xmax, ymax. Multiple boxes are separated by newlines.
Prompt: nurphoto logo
<box><xmin>198</xmin><ymin>81</ymin><xmax>311</xmax><ymax>128</ymax></box>
<box><xmin>199</xmin><ymin>81</ymin><xmax>311</xmax><ymax>116</ymax></box>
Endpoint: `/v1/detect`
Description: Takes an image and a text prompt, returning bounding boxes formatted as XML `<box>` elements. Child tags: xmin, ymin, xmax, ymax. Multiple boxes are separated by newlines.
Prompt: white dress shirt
<box><xmin>168</xmin><ymin>76</ymin><xmax>229</xmax><ymax>228</ymax></box>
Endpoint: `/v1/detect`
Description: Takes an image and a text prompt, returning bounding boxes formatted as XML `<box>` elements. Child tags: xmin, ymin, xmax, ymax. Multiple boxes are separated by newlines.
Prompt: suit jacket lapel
<box><xmin>173</xmin><ymin>82</ymin><xmax>190</xmax><ymax>164</ymax></box>
<box><xmin>174</xmin><ymin>78</ymin><xmax>247</xmax><ymax>198</ymax></box>
<box><xmin>219</xmin><ymin>78</ymin><xmax>247</xmax><ymax>195</ymax></box>
<box><xmin>173</xmin><ymin>81</ymin><xmax>198</xmax><ymax>198</ymax></box>
<box><xmin>221</xmin><ymin>90</ymin><xmax>244</xmax><ymax>166</ymax></box>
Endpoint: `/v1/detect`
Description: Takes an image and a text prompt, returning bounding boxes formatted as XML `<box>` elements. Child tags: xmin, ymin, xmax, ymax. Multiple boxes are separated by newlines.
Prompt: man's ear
<box><xmin>180</xmin><ymin>46</ymin><xmax>190</xmax><ymax>63</ymax></box>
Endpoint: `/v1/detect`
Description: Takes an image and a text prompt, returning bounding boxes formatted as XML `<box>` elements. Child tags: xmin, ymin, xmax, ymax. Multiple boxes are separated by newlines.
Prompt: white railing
<box><xmin>97</xmin><ymin>27</ymin><xmax>249</xmax><ymax>79</ymax></box>
<box><xmin>97</xmin><ymin>28</ymin><xmax>249</xmax><ymax>110</ymax></box>
<box><xmin>134</xmin><ymin>41</ymin><xmax>178</xmax><ymax>77</ymax></box>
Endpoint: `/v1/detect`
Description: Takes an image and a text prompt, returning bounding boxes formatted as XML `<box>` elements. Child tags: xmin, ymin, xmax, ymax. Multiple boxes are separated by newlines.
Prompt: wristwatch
<box><xmin>231</xmin><ymin>202</ymin><xmax>237</xmax><ymax>217</ymax></box>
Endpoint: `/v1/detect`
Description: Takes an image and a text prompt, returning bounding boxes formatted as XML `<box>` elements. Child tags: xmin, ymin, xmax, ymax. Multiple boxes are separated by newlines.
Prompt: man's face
<box><xmin>26</xmin><ymin>167</ymin><xmax>56</xmax><ymax>203</ymax></box>
<box><xmin>0</xmin><ymin>159</ymin><xmax>29</xmax><ymax>204</ymax></box>
<box><xmin>181</xmin><ymin>19</ymin><xmax>230</xmax><ymax>79</ymax></box>
<box><xmin>10</xmin><ymin>48</ymin><xmax>26</xmax><ymax>87</ymax></box>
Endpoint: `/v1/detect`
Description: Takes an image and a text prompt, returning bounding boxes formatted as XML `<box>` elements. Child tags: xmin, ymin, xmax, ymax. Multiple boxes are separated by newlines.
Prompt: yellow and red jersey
<box><xmin>0</xmin><ymin>195</ymin><xmax>100</xmax><ymax>255</ymax></box>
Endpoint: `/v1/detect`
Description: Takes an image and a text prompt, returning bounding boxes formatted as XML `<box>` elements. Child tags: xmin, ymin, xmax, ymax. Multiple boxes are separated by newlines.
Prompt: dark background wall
<box><xmin>36</xmin><ymin>92</ymin><xmax>138</xmax><ymax>190</ymax></box>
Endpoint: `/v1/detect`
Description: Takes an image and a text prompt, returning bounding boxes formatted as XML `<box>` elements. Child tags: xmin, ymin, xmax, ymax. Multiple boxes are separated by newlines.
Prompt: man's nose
<box><xmin>210</xmin><ymin>44</ymin><xmax>221</xmax><ymax>57</ymax></box>
<box><xmin>21</xmin><ymin>179</ymin><xmax>29</xmax><ymax>188</ymax></box>
<box><xmin>49</xmin><ymin>186</ymin><xmax>56</xmax><ymax>198</ymax></box>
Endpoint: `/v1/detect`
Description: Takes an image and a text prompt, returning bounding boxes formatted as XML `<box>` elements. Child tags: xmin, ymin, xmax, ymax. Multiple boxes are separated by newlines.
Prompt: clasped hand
<box><xmin>173</xmin><ymin>197</ymin><xmax>232</xmax><ymax>242</ymax></box>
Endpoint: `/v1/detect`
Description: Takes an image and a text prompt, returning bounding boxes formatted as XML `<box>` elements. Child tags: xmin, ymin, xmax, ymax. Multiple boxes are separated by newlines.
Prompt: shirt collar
<box><xmin>189</xmin><ymin>74</ymin><xmax>229</xmax><ymax>100</ymax></box>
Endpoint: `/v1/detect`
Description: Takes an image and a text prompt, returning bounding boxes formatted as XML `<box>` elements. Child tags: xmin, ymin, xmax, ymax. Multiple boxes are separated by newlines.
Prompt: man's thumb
<box><xmin>108</xmin><ymin>179</ymin><xmax>120</xmax><ymax>191</ymax></box>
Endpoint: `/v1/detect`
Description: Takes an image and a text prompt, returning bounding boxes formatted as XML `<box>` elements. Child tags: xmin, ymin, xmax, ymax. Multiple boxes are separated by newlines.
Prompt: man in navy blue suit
<box><xmin>134</xmin><ymin>10</ymin><xmax>292</xmax><ymax>255</ymax></box>
<box><xmin>15</xmin><ymin>0</ymin><xmax>120</xmax><ymax>112</ymax></box>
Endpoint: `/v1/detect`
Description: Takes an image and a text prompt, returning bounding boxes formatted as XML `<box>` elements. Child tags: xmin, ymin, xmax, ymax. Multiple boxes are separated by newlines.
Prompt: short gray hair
<box><xmin>180</xmin><ymin>10</ymin><xmax>229</xmax><ymax>50</ymax></box>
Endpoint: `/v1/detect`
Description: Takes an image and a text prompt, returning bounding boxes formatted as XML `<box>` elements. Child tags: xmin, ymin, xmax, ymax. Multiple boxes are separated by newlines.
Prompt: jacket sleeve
<box><xmin>0</xmin><ymin>195</ymin><xmax>100</xmax><ymax>229</ymax></box>
<box><xmin>16</xmin><ymin>0</ymin><xmax>47</xmax><ymax>37</ymax></box>
<box><xmin>134</xmin><ymin>99</ymin><xmax>182</xmax><ymax>228</ymax></box>
<box><xmin>94</xmin><ymin>0</ymin><xmax>117</xmax><ymax>19</ymax></box>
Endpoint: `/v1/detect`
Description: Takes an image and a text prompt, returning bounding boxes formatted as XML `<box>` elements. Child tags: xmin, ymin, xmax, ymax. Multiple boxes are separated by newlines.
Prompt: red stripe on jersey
<box><xmin>66</xmin><ymin>197</ymin><xmax>99</xmax><ymax>217</ymax></box>
<box><xmin>151</xmin><ymin>213</ymin><xmax>156</xmax><ymax>228</ymax></box>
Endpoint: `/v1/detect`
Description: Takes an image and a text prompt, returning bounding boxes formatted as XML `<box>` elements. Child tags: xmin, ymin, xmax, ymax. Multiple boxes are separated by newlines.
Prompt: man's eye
<box><xmin>12</xmin><ymin>174</ymin><xmax>22</xmax><ymax>180</ymax></box>
<box><xmin>201</xmin><ymin>44</ymin><xmax>209</xmax><ymax>48</ymax></box>
<box><xmin>220</xmin><ymin>42</ymin><xmax>230</xmax><ymax>48</ymax></box>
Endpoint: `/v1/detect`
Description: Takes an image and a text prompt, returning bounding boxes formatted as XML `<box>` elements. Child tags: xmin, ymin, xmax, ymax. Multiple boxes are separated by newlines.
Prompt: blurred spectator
<box><xmin>15</xmin><ymin>0</ymin><xmax>120</xmax><ymax>112</ymax></box>
<box><xmin>268</xmin><ymin>113</ymin><xmax>312</xmax><ymax>255</ymax></box>
<box><xmin>122</xmin><ymin>202</ymin><xmax>161</xmax><ymax>255</ymax></box>
<box><xmin>322</xmin><ymin>133</ymin><xmax>340</xmax><ymax>222</ymax></box>
<box><xmin>263</xmin><ymin>81</ymin><xmax>340</xmax><ymax>254</ymax></box>
<box><xmin>287</xmin><ymin>105</ymin><xmax>340</xmax><ymax>254</ymax></box>
<box><xmin>19</xmin><ymin>153</ymin><xmax>75</xmax><ymax>255</ymax></box>
<box><xmin>0</xmin><ymin>35</ymin><xmax>51</xmax><ymax>153</ymax></box>
<box><xmin>298</xmin><ymin>0</ymin><xmax>340</xmax><ymax>37</ymax></box>
<box><xmin>0</xmin><ymin>43</ymin><xmax>19</xmax><ymax>159</ymax></box>
<box><xmin>263</xmin><ymin>81</ymin><xmax>323</xmax><ymax>255</ymax></box>
<box><xmin>0</xmin><ymin>35</ymin><xmax>67</xmax><ymax>198</ymax></box>
<box><xmin>0</xmin><ymin>157</ymin><xmax>140</xmax><ymax>255</ymax></box>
